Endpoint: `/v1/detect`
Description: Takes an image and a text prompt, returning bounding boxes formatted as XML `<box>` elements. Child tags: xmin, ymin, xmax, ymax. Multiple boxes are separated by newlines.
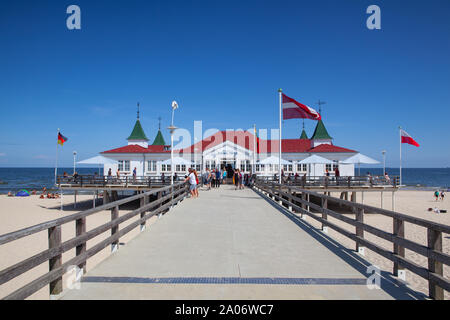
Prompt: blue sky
<box><xmin>0</xmin><ymin>0</ymin><xmax>449</xmax><ymax>167</ymax></box>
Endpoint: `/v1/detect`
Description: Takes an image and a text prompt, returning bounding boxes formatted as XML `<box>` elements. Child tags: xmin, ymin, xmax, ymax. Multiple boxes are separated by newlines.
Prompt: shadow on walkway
<box><xmin>252</xmin><ymin>187</ymin><xmax>427</xmax><ymax>300</ymax></box>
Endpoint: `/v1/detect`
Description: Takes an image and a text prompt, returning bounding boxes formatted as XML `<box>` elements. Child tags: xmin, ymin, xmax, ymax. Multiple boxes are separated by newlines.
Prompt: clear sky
<box><xmin>0</xmin><ymin>0</ymin><xmax>449</xmax><ymax>168</ymax></box>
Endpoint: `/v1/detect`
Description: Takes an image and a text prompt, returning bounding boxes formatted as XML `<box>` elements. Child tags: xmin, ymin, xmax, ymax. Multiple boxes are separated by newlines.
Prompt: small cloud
<box><xmin>33</xmin><ymin>155</ymin><xmax>50</xmax><ymax>160</ymax></box>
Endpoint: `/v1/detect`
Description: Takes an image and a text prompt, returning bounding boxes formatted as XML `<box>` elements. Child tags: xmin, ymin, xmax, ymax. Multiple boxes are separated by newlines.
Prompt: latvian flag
<box><xmin>57</xmin><ymin>132</ymin><xmax>68</xmax><ymax>146</ymax></box>
<box><xmin>400</xmin><ymin>129</ymin><xmax>419</xmax><ymax>147</ymax></box>
<box><xmin>282</xmin><ymin>94</ymin><xmax>321</xmax><ymax>120</ymax></box>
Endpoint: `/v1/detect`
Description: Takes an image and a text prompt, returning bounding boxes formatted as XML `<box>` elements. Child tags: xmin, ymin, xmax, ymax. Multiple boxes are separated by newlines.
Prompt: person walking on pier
<box><xmin>215</xmin><ymin>168</ymin><xmax>221</xmax><ymax>188</ymax></box>
<box><xmin>234</xmin><ymin>169</ymin><xmax>240</xmax><ymax>190</ymax></box>
<box><xmin>132</xmin><ymin>167</ymin><xmax>137</xmax><ymax>183</ymax></box>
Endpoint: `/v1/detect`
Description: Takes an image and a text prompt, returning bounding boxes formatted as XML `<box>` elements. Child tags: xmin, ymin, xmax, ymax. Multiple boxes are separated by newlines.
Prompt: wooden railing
<box><xmin>56</xmin><ymin>174</ymin><xmax>185</xmax><ymax>188</ymax></box>
<box><xmin>0</xmin><ymin>182</ymin><xmax>188</xmax><ymax>300</ymax></box>
<box><xmin>254</xmin><ymin>179</ymin><xmax>450</xmax><ymax>300</ymax></box>
<box><xmin>259</xmin><ymin>175</ymin><xmax>400</xmax><ymax>188</ymax></box>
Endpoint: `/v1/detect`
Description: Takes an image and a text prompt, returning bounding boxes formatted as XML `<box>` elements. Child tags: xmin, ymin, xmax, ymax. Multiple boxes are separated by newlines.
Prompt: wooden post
<box><xmin>103</xmin><ymin>190</ymin><xmax>110</xmax><ymax>205</ymax></box>
<box><xmin>74</xmin><ymin>190</ymin><xmax>77</xmax><ymax>209</ymax></box>
<box><xmin>111</xmin><ymin>206</ymin><xmax>119</xmax><ymax>252</ymax></box>
<box><xmin>355</xmin><ymin>207</ymin><xmax>364</xmax><ymax>255</ymax></box>
<box><xmin>157</xmin><ymin>191</ymin><xmax>162</xmax><ymax>218</ymax></box>
<box><xmin>392</xmin><ymin>191</ymin><xmax>395</xmax><ymax>211</ymax></box>
<box><xmin>393</xmin><ymin>217</ymin><xmax>405</xmax><ymax>279</ymax></box>
<box><xmin>427</xmin><ymin>228</ymin><xmax>444</xmax><ymax>300</ymax></box>
<box><xmin>76</xmin><ymin>217</ymin><xmax>86</xmax><ymax>273</ymax></box>
<box><xmin>140</xmin><ymin>192</ymin><xmax>146</xmax><ymax>232</ymax></box>
<box><xmin>321</xmin><ymin>196</ymin><xmax>328</xmax><ymax>233</ymax></box>
<box><xmin>287</xmin><ymin>187</ymin><xmax>292</xmax><ymax>211</ymax></box>
<box><xmin>48</xmin><ymin>226</ymin><xmax>62</xmax><ymax>296</ymax></box>
<box><xmin>380</xmin><ymin>191</ymin><xmax>383</xmax><ymax>209</ymax></box>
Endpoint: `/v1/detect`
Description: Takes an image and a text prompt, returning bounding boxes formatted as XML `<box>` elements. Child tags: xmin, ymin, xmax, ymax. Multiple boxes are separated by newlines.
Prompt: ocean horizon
<box><xmin>0</xmin><ymin>167</ymin><xmax>448</xmax><ymax>194</ymax></box>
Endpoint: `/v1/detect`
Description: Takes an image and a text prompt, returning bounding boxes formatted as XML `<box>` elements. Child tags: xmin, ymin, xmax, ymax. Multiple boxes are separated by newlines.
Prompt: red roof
<box><xmin>307</xmin><ymin>144</ymin><xmax>356</xmax><ymax>153</ymax></box>
<box><xmin>101</xmin><ymin>131</ymin><xmax>357</xmax><ymax>154</ymax></box>
<box><xmin>101</xmin><ymin>144</ymin><xmax>170</xmax><ymax>154</ymax></box>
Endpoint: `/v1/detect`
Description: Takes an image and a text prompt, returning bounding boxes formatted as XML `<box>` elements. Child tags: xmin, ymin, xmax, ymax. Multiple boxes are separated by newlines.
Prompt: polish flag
<box><xmin>400</xmin><ymin>129</ymin><xmax>420</xmax><ymax>147</ymax></box>
<box><xmin>282</xmin><ymin>94</ymin><xmax>321</xmax><ymax>120</ymax></box>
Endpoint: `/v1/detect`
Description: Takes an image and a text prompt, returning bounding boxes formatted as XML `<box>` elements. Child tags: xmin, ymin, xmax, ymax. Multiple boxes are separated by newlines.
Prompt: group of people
<box><xmin>201</xmin><ymin>168</ymin><xmax>225</xmax><ymax>190</ymax></box>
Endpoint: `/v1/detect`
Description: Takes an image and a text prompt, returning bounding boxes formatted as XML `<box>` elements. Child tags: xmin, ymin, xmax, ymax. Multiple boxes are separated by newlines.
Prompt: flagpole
<box><xmin>54</xmin><ymin>128</ymin><xmax>60</xmax><ymax>186</ymax></box>
<box><xmin>399</xmin><ymin>126</ymin><xmax>402</xmax><ymax>186</ymax></box>
<box><xmin>253</xmin><ymin>124</ymin><xmax>256</xmax><ymax>175</ymax></box>
<box><xmin>278</xmin><ymin>88</ymin><xmax>282</xmax><ymax>184</ymax></box>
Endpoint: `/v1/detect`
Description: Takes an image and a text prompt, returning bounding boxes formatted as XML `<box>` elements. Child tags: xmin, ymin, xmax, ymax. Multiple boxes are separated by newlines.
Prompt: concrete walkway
<box><xmin>62</xmin><ymin>185</ymin><xmax>420</xmax><ymax>300</ymax></box>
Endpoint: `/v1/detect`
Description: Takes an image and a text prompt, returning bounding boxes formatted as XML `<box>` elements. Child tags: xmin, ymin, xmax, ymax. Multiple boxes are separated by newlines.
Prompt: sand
<box><xmin>0</xmin><ymin>193</ymin><xmax>158</xmax><ymax>300</ymax></box>
<box><xmin>0</xmin><ymin>189</ymin><xmax>448</xmax><ymax>300</ymax></box>
<box><xmin>301</xmin><ymin>189</ymin><xmax>449</xmax><ymax>300</ymax></box>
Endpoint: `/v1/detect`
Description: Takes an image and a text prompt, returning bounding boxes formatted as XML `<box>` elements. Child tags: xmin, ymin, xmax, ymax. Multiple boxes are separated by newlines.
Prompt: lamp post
<box><xmin>382</xmin><ymin>150</ymin><xmax>386</xmax><ymax>176</ymax></box>
<box><xmin>73</xmin><ymin>151</ymin><xmax>77</xmax><ymax>174</ymax></box>
<box><xmin>168</xmin><ymin>101</ymin><xmax>179</xmax><ymax>208</ymax></box>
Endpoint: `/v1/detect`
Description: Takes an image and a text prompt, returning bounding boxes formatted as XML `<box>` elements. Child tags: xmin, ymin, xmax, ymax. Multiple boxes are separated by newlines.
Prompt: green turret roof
<box><xmin>300</xmin><ymin>129</ymin><xmax>308</xmax><ymax>139</ymax></box>
<box><xmin>152</xmin><ymin>130</ymin><xmax>167</xmax><ymax>146</ymax></box>
<box><xmin>311</xmin><ymin>120</ymin><xmax>332</xmax><ymax>140</ymax></box>
<box><xmin>127</xmin><ymin>119</ymin><xmax>149</xmax><ymax>141</ymax></box>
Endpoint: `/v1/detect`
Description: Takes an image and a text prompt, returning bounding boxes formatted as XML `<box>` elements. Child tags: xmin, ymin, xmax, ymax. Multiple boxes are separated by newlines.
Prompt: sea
<box><xmin>0</xmin><ymin>167</ymin><xmax>449</xmax><ymax>194</ymax></box>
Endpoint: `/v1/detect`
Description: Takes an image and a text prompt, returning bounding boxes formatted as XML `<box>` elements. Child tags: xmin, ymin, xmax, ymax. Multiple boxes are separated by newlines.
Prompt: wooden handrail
<box><xmin>254</xmin><ymin>179</ymin><xmax>449</xmax><ymax>300</ymax></box>
<box><xmin>0</xmin><ymin>182</ymin><xmax>189</xmax><ymax>300</ymax></box>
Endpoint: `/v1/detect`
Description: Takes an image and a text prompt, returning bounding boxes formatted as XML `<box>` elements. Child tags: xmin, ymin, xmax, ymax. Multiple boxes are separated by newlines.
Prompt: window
<box><xmin>195</xmin><ymin>164</ymin><xmax>201</xmax><ymax>171</ymax></box>
<box><xmin>303</xmin><ymin>164</ymin><xmax>307</xmax><ymax>172</ymax></box>
<box><xmin>206</xmin><ymin>160</ymin><xmax>215</xmax><ymax>170</ymax></box>
<box><xmin>245</xmin><ymin>160</ymin><xmax>251</xmax><ymax>172</ymax></box>
<box><xmin>118</xmin><ymin>160</ymin><xmax>130</xmax><ymax>172</ymax></box>
<box><xmin>288</xmin><ymin>164</ymin><xmax>293</xmax><ymax>172</ymax></box>
<box><xmin>181</xmin><ymin>164</ymin><xmax>186</xmax><ymax>171</ymax></box>
<box><xmin>256</xmin><ymin>164</ymin><xmax>260</xmax><ymax>172</ymax></box>
<box><xmin>161</xmin><ymin>164</ymin><xmax>171</xmax><ymax>172</ymax></box>
<box><xmin>326</xmin><ymin>164</ymin><xmax>332</xmax><ymax>171</ymax></box>
<box><xmin>176</xmin><ymin>164</ymin><xmax>181</xmax><ymax>171</ymax></box>
<box><xmin>332</xmin><ymin>162</ymin><xmax>338</xmax><ymax>171</ymax></box>
<box><xmin>240</xmin><ymin>161</ymin><xmax>245</xmax><ymax>171</ymax></box>
<box><xmin>147</xmin><ymin>160</ymin><xmax>157</xmax><ymax>172</ymax></box>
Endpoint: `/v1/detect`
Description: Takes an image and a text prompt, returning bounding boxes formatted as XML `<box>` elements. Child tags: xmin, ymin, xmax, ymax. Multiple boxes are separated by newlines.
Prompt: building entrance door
<box><xmin>220</xmin><ymin>159</ymin><xmax>236</xmax><ymax>178</ymax></box>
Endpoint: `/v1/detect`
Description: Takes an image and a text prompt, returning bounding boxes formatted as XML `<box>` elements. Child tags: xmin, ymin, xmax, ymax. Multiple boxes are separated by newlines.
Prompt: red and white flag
<box><xmin>282</xmin><ymin>94</ymin><xmax>321</xmax><ymax>120</ymax></box>
<box><xmin>400</xmin><ymin>129</ymin><xmax>420</xmax><ymax>147</ymax></box>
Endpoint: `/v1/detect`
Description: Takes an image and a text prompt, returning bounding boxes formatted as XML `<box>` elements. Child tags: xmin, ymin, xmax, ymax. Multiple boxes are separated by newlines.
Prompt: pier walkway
<box><xmin>61</xmin><ymin>186</ymin><xmax>418</xmax><ymax>300</ymax></box>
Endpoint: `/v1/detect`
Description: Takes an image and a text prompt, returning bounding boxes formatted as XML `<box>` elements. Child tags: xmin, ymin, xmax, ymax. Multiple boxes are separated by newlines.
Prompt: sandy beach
<box><xmin>0</xmin><ymin>189</ymin><xmax>448</xmax><ymax>300</ymax></box>
<box><xmin>303</xmin><ymin>189</ymin><xmax>449</xmax><ymax>300</ymax></box>
<box><xmin>0</xmin><ymin>193</ymin><xmax>158</xmax><ymax>300</ymax></box>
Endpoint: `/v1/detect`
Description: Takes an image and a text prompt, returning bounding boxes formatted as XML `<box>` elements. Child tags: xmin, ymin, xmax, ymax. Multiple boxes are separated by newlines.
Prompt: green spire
<box><xmin>127</xmin><ymin>119</ymin><xmax>149</xmax><ymax>141</ymax></box>
<box><xmin>152</xmin><ymin>130</ymin><xmax>166</xmax><ymax>145</ymax></box>
<box><xmin>300</xmin><ymin>129</ymin><xmax>308</xmax><ymax>139</ymax></box>
<box><xmin>311</xmin><ymin>120</ymin><xmax>332</xmax><ymax>140</ymax></box>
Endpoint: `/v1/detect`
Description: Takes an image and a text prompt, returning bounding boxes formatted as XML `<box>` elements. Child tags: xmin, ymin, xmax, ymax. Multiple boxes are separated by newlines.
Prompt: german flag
<box><xmin>57</xmin><ymin>132</ymin><xmax>68</xmax><ymax>146</ymax></box>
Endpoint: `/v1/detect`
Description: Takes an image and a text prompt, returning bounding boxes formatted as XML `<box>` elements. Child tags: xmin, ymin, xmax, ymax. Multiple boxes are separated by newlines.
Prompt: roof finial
<box><xmin>137</xmin><ymin>102</ymin><xmax>140</xmax><ymax>119</ymax></box>
<box><xmin>302</xmin><ymin>119</ymin><xmax>305</xmax><ymax>130</ymax></box>
<box><xmin>158</xmin><ymin>116</ymin><xmax>162</xmax><ymax>130</ymax></box>
<box><xmin>316</xmin><ymin>99</ymin><xmax>326</xmax><ymax>114</ymax></box>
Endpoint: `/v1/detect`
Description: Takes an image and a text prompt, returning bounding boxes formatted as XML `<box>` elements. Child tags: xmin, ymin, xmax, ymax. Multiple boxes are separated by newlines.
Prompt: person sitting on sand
<box><xmin>39</xmin><ymin>194</ymin><xmax>45</xmax><ymax>199</ymax></box>
<box><xmin>7</xmin><ymin>191</ymin><xmax>13</xmax><ymax>197</ymax></box>
<box><xmin>440</xmin><ymin>191</ymin><xmax>445</xmax><ymax>201</ymax></box>
<box><xmin>31</xmin><ymin>190</ymin><xmax>37</xmax><ymax>195</ymax></box>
